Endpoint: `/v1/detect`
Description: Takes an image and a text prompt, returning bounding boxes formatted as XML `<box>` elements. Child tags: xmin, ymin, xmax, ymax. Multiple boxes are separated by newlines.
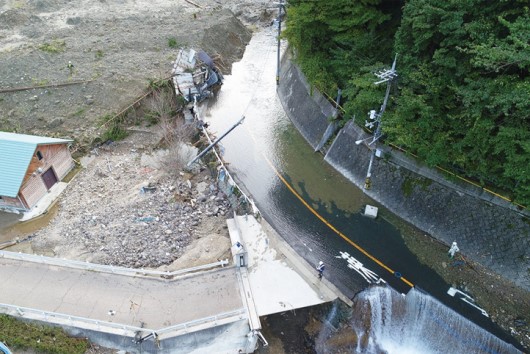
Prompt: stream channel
<box><xmin>201</xmin><ymin>29</ymin><xmax>522</xmax><ymax>353</ymax></box>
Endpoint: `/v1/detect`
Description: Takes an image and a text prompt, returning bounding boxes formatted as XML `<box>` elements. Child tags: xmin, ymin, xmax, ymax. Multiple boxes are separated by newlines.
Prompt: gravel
<box><xmin>0</xmin><ymin>0</ymin><xmax>274</xmax><ymax>140</ymax></box>
<box><xmin>29</xmin><ymin>129</ymin><xmax>232</xmax><ymax>268</ymax></box>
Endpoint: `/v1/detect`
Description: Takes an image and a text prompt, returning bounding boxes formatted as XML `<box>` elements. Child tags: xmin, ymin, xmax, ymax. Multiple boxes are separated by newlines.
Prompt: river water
<box><xmin>202</xmin><ymin>29</ymin><xmax>521</xmax><ymax>353</ymax></box>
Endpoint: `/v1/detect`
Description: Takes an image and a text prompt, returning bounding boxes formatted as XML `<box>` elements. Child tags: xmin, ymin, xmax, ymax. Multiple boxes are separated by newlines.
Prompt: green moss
<box><xmin>71</xmin><ymin>108</ymin><xmax>86</xmax><ymax>117</ymax></box>
<box><xmin>31</xmin><ymin>78</ymin><xmax>50</xmax><ymax>86</ymax></box>
<box><xmin>167</xmin><ymin>37</ymin><xmax>178</xmax><ymax>48</ymax></box>
<box><xmin>0</xmin><ymin>314</ymin><xmax>88</xmax><ymax>354</ymax></box>
<box><xmin>401</xmin><ymin>176</ymin><xmax>432</xmax><ymax>197</ymax></box>
<box><xmin>102</xmin><ymin>123</ymin><xmax>128</xmax><ymax>141</ymax></box>
<box><xmin>401</xmin><ymin>177</ymin><xmax>415</xmax><ymax>197</ymax></box>
<box><xmin>39</xmin><ymin>40</ymin><xmax>66</xmax><ymax>53</ymax></box>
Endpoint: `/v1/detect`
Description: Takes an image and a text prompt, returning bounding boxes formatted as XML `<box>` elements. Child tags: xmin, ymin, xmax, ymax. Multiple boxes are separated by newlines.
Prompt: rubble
<box><xmin>29</xmin><ymin>129</ymin><xmax>232</xmax><ymax>269</ymax></box>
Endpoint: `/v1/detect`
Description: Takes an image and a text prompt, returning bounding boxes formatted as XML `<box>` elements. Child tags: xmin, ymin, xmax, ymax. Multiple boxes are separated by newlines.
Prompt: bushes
<box><xmin>0</xmin><ymin>315</ymin><xmax>88</xmax><ymax>354</ymax></box>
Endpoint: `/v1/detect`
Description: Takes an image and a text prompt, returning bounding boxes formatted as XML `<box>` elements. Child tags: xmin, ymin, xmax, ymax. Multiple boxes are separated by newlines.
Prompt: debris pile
<box><xmin>172</xmin><ymin>49</ymin><xmax>224</xmax><ymax>103</ymax></box>
<box><xmin>29</xmin><ymin>132</ymin><xmax>231</xmax><ymax>268</ymax></box>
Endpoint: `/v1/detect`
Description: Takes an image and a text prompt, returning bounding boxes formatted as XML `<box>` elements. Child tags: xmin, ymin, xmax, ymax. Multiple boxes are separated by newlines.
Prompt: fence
<box><xmin>0</xmin><ymin>302</ymin><xmax>246</xmax><ymax>340</ymax></box>
<box><xmin>201</xmin><ymin>126</ymin><xmax>260</xmax><ymax>217</ymax></box>
<box><xmin>0</xmin><ymin>250</ymin><xmax>228</xmax><ymax>279</ymax></box>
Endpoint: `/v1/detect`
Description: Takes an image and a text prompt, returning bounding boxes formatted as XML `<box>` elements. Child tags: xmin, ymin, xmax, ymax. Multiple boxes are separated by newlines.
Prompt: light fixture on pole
<box><xmin>274</xmin><ymin>1</ymin><xmax>285</xmax><ymax>85</ymax></box>
<box><xmin>355</xmin><ymin>134</ymin><xmax>382</xmax><ymax>146</ymax></box>
<box><xmin>362</xmin><ymin>55</ymin><xmax>398</xmax><ymax>190</ymax></box>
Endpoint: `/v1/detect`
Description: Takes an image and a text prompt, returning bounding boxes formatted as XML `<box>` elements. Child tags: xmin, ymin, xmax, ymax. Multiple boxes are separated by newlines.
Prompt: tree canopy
<box><xmin>284</xmin><ymin>0</ymin><xmax>530</xmax><ymax>206</ymax></box>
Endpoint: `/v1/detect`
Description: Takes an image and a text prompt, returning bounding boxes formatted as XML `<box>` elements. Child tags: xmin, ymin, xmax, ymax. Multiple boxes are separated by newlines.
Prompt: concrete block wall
<box><xmin>277</xmin><ymin>55</ymin><xmax>333</xmax><ymax>150</ymax></box>
<box><xmin>278</xmin><ymin>56</ymin><xmax>530</xmax><ymax>291</ymax></box>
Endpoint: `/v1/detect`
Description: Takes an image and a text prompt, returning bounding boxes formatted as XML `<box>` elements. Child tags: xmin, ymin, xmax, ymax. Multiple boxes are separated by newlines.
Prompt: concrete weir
<box><xmin>0</xmin><ymin>215</ymin><xmax>345</xmax><ymax>353</ymax></box>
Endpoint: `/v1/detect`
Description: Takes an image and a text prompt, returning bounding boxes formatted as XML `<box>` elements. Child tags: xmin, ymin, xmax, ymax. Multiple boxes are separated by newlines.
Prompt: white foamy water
<box><xmin>351</xmin><ymin>286</ymin><xmax>520</xmax><ymax>354</ymax></box>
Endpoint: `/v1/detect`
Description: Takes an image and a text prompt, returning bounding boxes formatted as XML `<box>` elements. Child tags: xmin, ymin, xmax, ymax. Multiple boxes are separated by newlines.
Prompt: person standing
<box><xmin>448</xmin><ymin>241</ymin><xmax>460</xmax><ymax>259</ymax></box>
<box><xmin>316</xmin><ymin>261</ymin><xmax>325</xmax><ymax>280</ymax></box>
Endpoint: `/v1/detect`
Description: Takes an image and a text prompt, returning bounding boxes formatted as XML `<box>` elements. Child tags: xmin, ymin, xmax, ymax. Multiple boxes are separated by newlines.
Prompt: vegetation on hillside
<box><xmin>284</xmin><ymin>0</ymin><xmax>530</xmax><ymax>205</ymax></box>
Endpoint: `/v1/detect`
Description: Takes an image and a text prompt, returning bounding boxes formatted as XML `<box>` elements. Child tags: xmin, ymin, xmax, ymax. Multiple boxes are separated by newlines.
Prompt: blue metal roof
<box><xmin>0</xmin><ymin>132</ymin><xmax>72</xmax><ymax>198</ymax></box>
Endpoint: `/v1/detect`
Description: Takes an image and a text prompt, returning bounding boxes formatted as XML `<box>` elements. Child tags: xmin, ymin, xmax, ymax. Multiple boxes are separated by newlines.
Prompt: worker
<box><xmin>316</xmin><ymin>261</ymin><xmax>325</xmax><ymax>280</ymax></box>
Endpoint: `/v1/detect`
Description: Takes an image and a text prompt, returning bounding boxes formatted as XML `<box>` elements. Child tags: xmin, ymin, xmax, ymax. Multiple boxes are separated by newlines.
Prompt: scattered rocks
<box><xmin>29</xmin><ymin>131</ymin><xmax>231</xmax><ymax>269</ymax></box>
<box><xmin>47</xmin><ymin>117</ymin><xmax>64</xmax><ymax>129</ymax></box>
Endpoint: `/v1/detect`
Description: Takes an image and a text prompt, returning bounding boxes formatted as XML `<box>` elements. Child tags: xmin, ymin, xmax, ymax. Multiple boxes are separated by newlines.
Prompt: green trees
<box><xmin>284</xmin><ymin>0</ymin><xmax>401</xmax><ymax>93</ymax></box>
<box><xmin>284</xmin><ymin>0</ymin><xmax>530</xmax><ymax>205</ymax></box>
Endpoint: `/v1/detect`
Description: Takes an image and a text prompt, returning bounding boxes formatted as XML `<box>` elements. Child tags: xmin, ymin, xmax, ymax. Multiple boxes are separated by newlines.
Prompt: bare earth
<box><xmin>2</xmin><ymin>0</ymin><xmax>529</xmax><ymax>352</ymax></box>
<box><xmin>0</xmin><ymin>0</ymin><xmax>275</xmax><ymax>266</ymax></box>
<box><xmin>23</xmin><ymin>128</ymin><xmax>234</xmax><ymax>270</ymax></box>
<box><xmin>0</xmin><ymin>0</ymin><xmax>273</xmax><ymax>140</ymax></box>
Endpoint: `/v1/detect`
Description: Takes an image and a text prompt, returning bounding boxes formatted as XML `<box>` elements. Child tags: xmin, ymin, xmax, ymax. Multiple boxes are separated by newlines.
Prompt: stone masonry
<box><xmin>278</xmin><ymin>57</ymin><xmax>530</xmax><ymax>291</ymax></box>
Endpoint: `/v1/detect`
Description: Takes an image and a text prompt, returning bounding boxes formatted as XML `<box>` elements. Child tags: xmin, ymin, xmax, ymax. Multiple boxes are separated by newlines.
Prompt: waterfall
<box><xmin>315</xmin><ymin>301</ymin><xmax>340</xmax><ymax>352</ymax></box>
<box><xmin>351</xmin><ymin>286</ymin><xmax>521</xmax><ymax>354</ymax></box>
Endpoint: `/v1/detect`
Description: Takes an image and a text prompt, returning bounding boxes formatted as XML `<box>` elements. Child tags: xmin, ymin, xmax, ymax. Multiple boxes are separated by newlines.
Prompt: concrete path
<box><xmin>228</xmin><ymin>214</ymin><xmax>348</xmax><ymax>316</ymax></box>
<box><xmin>0</xmin><ymin>257</ymin><xmax>244</xmax><ymax>335</ymax></box>
<box><xmin>0</xmin><ymin>214</ymin><xmax>350</xmax><ymax>353</ymax></box>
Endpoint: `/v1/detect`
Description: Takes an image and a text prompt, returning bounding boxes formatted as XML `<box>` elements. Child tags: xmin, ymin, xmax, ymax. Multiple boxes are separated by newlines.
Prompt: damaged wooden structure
<box><xmin>0</xmin><ymin>132</ymin><xmax>74</xmax><ymax>212</ymax></box>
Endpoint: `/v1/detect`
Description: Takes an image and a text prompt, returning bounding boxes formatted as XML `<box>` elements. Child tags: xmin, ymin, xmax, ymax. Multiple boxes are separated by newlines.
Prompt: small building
<box><xmin>0</xmin><ymin>132</ymin><xmax>74</xmax><ymax>212</ymax></box>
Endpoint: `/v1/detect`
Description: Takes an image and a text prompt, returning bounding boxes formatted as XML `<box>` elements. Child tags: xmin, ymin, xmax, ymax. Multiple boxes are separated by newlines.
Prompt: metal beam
<box><xmin>187</xmin><ymin>116</ymin><xmax>245</xmax><ymax>167</ymax></box>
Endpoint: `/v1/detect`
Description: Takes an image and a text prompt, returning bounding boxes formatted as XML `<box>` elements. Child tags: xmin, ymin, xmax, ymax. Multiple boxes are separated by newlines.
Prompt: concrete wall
<box><xmin>18</xmin><ymin>318</ymin><xmax>252</xmax><ymax>354</ymax></box>
<box><xmin>278</xmin><ymin>57</ymin><xmax>530</xmax><ymax>291</ymax></box>
<box><xmin>277</xmin><ymin>54</ymin><xmax>335</xmax><ymax>150</ymax></box>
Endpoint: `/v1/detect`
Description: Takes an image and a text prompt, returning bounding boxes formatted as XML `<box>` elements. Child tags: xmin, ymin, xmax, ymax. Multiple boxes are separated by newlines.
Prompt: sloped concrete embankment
<box><xmin>277</xmin><ymin>57</ymin><xmax>530</xmax><ymax>292</ymax></box>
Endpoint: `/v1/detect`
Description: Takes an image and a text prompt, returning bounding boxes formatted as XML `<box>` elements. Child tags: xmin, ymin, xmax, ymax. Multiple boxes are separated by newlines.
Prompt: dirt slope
<box><xmin>0</xmin><ymin>0</ymin><xmax>274</xmax><ymax>140</ymax></box>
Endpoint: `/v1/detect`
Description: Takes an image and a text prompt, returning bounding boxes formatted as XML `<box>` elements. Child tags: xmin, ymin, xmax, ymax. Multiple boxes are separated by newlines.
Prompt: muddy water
<box><xmin>202</xmin><ymin>29</ymin><xmax>522</xmax><ymax>352</ymax></box>
<box><xmin>0</xmin><ymin>204</ymin><xmax>58</xmax><ymax>252</ymax></box>
<box><xmin>0</xmin><ymin>212</ymin><xmax>22</xmax><ymax>241</ymax></box>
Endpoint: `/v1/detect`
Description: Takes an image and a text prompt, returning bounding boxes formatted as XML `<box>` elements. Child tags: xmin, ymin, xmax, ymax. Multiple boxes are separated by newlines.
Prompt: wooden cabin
<box><xmin>0</xmin><ymin>132</ymin><xmax>74</xmax><ymax>212</ymax></box>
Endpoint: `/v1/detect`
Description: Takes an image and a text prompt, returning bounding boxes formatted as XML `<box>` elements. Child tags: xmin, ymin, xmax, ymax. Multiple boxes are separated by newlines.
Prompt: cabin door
<box><xmin>42</xmin><ymin>168</ymin><xmax>58</xmax><ymax>190</ymax></box>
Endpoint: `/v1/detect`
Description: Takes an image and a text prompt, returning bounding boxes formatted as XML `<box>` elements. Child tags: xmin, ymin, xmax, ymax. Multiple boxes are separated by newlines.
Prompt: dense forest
<box><xmin>283</xmin><ymin>0</ymin><xmax>529</xmax><ymax>206</ymax></box>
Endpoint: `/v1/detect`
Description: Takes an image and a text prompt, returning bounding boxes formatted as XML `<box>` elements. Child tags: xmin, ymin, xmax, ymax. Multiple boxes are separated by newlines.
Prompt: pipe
<box><xmin>187</xmin><ymin>116</ymin><xmax>245</xmax><ymax>166</ymax></box>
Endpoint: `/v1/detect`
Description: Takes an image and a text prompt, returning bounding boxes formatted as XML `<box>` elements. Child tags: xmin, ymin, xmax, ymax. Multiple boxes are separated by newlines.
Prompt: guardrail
<box><xmin>0</xmin><ymin>302</ymin><xmax>246</xmax><ymax>340</ymax></box>
<box><xmin>0</xmin><ymin>251</ymin><xmax>228</xmax><ymax>279</ymax></box>
<box><xmin>0</xmin><ymin>303</ymin><xmax>146</xmax><ymax>337</ymax></box>
<box><xmin>155</xmin><ymin>308</ymin><xmax>247</xmax><ymax>337</ymax></box>
<box><xmin>201</xmin><ymin>126</ymin><xmax>260</xmax><ymax>217</ymax></box>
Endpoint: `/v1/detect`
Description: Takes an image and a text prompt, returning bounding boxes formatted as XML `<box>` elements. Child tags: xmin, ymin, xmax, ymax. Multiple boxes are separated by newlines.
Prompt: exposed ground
<box><xmin>0</xmin><ymin>0</ymin><xmax>276</xmax><ymax>272</ymax></box>
<box><xmin>1</xmin><ymin>0</ymin><xmax>529</xmax><ymax>353</ymax></box>
<box><xmin>20</xmin><ymin>127</ymin><xmax>234</xmax><ymax>270</ymax></box>
<box><xmin>0</xmin><ymin>0</ymin><xmax>275</xmax><ymax>141</ymax></box>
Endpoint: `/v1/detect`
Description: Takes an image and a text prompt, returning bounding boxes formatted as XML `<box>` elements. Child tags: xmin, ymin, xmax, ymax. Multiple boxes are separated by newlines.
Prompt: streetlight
<box><xmin>355</xmin><ymin>135</ymin><xmax>381</xmax><ymax>146</ymax></box>
<box><xmin>274</xmin><ymin>1</ymin><xmax>286</xmax><ymax>85</ymax></box>
<box><xmin>362</xmin><ymin>55</ymin><xmax>398</xmax><ymax>190</ymax></box>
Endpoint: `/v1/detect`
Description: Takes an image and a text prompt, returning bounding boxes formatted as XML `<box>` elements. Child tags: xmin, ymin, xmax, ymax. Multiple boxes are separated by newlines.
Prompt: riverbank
<box><xmin>277</xmin><ymin>54</ymin><xmax>530</xmax><ymax>350</ymax></box>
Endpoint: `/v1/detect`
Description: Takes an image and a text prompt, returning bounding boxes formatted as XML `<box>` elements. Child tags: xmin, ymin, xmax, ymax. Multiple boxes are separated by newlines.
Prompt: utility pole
<box><xmin>187</xmin><ymin>116</ymin><xmax>245</xmax><ymax>167</ymax></box>
<box><xmin>360</xmin><ymin>55</ymin><xmax>398</xmax><ymax>189</ymax></box>
<box><xmin>275</xmin><ymin>1</ymin><xmax>285</xmax><ymax>85</ymax></box>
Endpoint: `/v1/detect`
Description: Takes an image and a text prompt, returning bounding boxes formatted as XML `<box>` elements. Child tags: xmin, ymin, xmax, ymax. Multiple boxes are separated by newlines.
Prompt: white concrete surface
<box><xmin>0</xmin><ymin>258</ymin><xmax>244</xmax><ymax>332</ymax></box>
<box><xmin>21</xmin><ymin>181</ymin><xmax>68</xmax><ymax>221</ymax></box>
<box><xmin>364</xmin><ymin>205</ymin><xmax>378</xmax><ymax>218</ymax></box>
<box><xmin>229</xmin><ymin>215</ymin><xmax>337</xmax><ymax>316</ymax></box>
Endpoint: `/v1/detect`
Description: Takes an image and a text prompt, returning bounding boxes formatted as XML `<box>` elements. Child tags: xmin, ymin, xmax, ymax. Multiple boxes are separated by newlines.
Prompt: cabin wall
<box><xmin>0</xmin><ymin>195</ymin><xmax>25</xmax><ymax>210</ymax></box>
<box><xmin>19</xmin><ymin>144</ymin><xmax>74</xmax><ymax>209</ymax></box>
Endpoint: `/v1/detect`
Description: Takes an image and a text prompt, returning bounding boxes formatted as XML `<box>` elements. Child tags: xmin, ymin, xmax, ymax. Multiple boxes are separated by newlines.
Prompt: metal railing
<box><xmin>155</xmin><ymin>308</ymin><xmax>247</xmax><ymax>336</ymax></box>
<box><xmin>201</xmin><ymin>126</ymin><xmax>260</xmax><ymax>217</ymax></box>
<box><xmin>0</xmin><ymin>250</ymin><xmax>228</xmax><ymax>279</ymax></box>
<box><xmin>0</xmin><ymin>302</ymin><xmax>246</xmax><ymax>339</ymax></box>
<box><xmin>0</xmin><ymin>303</ymin><xmax>146</xmax><ymax>336</ymax></box>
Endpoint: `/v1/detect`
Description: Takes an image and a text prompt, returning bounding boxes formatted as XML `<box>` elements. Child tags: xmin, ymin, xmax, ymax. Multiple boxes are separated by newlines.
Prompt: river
<box><xmin>201</xmin><ymin>29</ymin><xmax>521</xmax><ymax>353</ymax></box>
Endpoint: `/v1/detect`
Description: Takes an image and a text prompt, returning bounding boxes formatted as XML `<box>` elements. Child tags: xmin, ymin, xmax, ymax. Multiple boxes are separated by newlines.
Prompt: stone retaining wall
<box><xmin>278</xmin><ymin>56</ymin><xmax>530</xmax><ymax>291</ymax></box>
<box><xmin>277</xmin><ymin>56</ymin><xmax>334</xmax><ymax>150</ymax></box>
